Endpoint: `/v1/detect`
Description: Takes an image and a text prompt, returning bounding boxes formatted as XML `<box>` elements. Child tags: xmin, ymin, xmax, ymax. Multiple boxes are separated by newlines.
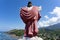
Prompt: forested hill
<box><xmin>5</xmin><ymin>27</ymin><xmax>60</xmax><ymax>40</ymax></box>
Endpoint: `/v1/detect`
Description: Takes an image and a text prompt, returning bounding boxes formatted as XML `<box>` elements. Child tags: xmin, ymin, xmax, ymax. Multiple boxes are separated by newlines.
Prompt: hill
<box><xmin>5</xmin><ymin>28</ymin><xmax>60</xmax><ymax>40</ymax></box>
<box><xmin>45</xmin><ymin>23</ymin><xmax>60</xmax><ymax>30</ymax></box>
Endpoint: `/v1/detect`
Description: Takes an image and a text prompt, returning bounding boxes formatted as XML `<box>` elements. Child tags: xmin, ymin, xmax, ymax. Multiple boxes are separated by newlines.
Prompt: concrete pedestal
<box><xmin>18</xmin><ymin>36</ymin><xmax>43</xmax><ymax>40</ymax></box>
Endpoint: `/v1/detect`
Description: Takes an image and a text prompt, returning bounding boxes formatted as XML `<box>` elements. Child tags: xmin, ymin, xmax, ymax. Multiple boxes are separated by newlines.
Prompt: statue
<box><xmin>20</xmin><ymin>1</ymin><xmax>42</xmax><ymax>40</ymax></box>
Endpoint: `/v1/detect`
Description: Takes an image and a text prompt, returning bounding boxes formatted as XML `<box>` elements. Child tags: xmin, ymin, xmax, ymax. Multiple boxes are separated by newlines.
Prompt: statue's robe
<box><xmin>20</xmin><ymin>6</ymin><xmax>41</xmax><ymax>37</ymax></box>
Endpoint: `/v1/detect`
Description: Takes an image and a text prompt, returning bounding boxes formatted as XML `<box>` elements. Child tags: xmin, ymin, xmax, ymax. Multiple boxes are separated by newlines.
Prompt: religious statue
<box><xmin>20</xmin><ymin>1</ymin><xmax>41</xmax><ymax>38</ymax></box>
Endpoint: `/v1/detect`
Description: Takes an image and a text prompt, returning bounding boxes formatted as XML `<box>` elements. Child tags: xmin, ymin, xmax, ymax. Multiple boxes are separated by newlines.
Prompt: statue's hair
<box><xmin>28</xmin><ymin>1</ymin><xmax>32</xmax><ymax>4</ymax></box>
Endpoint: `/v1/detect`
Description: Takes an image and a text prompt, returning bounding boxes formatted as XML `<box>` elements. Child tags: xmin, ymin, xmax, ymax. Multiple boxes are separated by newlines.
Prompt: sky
<box><xmin>0</xmin><ymin>0</ymin><xmax>60</xmax><ymax>31</ymax></box>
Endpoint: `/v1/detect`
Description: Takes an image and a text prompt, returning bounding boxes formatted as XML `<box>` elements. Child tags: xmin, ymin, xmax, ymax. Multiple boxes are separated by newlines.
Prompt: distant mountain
<box><xmin>45</xmin><ymin>23</ymin><xmax>60</xmax><ymax>30</ymax></box>
<box><xmin>39</xmin><ymin>23</ymin><xmax>60</xmax><ymax>30</ymax></box>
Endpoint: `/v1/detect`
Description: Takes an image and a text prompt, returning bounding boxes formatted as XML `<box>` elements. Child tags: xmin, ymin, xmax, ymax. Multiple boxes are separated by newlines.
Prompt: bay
<box><xmin>0</xmin><ymin>32</ymin><xmax>18</xmax><ymax>40</ymax></box>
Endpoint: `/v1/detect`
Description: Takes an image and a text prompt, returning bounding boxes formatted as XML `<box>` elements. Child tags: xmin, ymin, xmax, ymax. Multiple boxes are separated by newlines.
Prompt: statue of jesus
<box><xmin>20</xmin><ymin>1</ymin><xmax>41</xmax><ymax>38</ymax></box>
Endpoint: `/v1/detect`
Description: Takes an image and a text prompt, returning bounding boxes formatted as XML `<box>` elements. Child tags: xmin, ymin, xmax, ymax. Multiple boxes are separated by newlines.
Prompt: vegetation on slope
<box><xmin>6</xmin><ymin>28</ymin><xmax>60</xmax><ymax>40</ymax></box>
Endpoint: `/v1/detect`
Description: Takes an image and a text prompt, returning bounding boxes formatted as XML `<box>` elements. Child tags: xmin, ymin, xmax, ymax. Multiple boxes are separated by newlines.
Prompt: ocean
<box><xmin>0</xmin><ymin>32</ymin><xmax>18</xmax><ymax>40</ymax></box>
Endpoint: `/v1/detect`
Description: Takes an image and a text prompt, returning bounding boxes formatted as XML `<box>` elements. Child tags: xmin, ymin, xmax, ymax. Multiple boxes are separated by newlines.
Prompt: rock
<box><xmin>18</xmin><ymin>36</ymin><xmax>43</xmax><ymax>40</ymax></box>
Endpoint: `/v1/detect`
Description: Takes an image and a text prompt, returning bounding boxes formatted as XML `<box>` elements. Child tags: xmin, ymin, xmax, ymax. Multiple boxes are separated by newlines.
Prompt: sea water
<box><xmin>0</xmin><ymin>32</ymin><xmax>17</xmax><ymax>40</ymax></box>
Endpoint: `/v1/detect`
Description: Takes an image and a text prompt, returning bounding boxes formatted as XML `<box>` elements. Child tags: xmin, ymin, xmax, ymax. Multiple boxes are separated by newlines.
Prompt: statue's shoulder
<box><xmin>21</xmin><ymin>6</ymin><xmax>27</xmax><ymax>10</ymax></box>
<box><xmin>33</xmin><ymin>6</ymin><xmax>38</xmax><ymax>8</ymax></box>
<box><xmin>33</xmin><ymin>6</ymin><xmax>39</xmax><ymax>9</ymax></box>
<box><xmin>33</xmin><ymin>6</ymin><xmax>42</xmax><ymax>11</ymax></box>
<box><xmin>32</xmin><ymin>6</ymin><xmax>39</xmax><ymax>10</ymax></box>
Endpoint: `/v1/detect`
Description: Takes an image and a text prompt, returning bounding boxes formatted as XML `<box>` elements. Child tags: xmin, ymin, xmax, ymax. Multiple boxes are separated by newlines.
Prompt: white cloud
<box><xmin>38</xmin><ymin>6</ymin><xmax>42</xmax><ymax>11</ymax></box>
<box><xmin>51</xmin><ymin>7</ymin><xmax>60</xmax><ymax>17</ymax></box>
<box><xmin>44</xmin><ymin>15</ymin><xmax>49</xmax><ymax>19</ymax></box>
<box><xmin>38</xmin><ymin>7</ymin><xmax>60</xmax><ymax>28</ymax></box>
<box><xmin>49</xmin><ymin>17</ymin><xmax>58</xmax><ymax>23</ymax></box>
<box><xmin>38</xmin><ymin>21</ymin><xmax>49</xmax><ymax>28</ymax></box>
<box><xmin>38</xmin><ymin>22</ymin><xmax>44</xmax><ymax>27</ymax></box>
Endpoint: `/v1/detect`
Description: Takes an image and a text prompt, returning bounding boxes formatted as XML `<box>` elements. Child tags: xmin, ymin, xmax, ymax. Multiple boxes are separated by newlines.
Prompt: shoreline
<box><xmin>4</xmin><ymin>33</ymin><xmax>20</xmax><ymax>39</ymax></box>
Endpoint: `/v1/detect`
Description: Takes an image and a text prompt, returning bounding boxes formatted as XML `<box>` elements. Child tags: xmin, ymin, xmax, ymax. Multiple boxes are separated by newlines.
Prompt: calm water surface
<box><xmin>0</xmin><ymin>32</ymin><xmax>18</xmax><ymax>40</ymax></box>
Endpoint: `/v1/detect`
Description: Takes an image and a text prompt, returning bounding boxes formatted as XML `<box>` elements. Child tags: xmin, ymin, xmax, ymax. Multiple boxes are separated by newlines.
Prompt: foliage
<box><xmin>6</xmin><ymin>28</ymin><xmax>60</xmax><ymax>40</ymax></box>
<box><xmin>7</xmin><ymin>29</ymin><xmax>24</xmax><ymax>36</ymax></box>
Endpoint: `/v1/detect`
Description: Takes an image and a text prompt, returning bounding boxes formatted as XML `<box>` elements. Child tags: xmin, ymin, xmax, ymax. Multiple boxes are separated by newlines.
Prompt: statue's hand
<box><xmin>34</xmin><ymin>16</ymin><xmax>37</xmax><ymax>20</ymax></box>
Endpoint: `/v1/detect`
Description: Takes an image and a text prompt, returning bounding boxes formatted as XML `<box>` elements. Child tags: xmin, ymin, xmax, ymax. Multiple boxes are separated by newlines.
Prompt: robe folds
<box><xmin>20</xmin><ymin>6</ymin><xmax>41</xmax><ymax>37</ymax></box>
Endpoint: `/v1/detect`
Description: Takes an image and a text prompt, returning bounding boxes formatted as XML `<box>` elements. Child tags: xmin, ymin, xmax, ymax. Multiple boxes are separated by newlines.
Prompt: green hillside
<box><xmin>5</xmin><ymin>28</ymin><xmax>60</xmax><ymax>40</ymax></box>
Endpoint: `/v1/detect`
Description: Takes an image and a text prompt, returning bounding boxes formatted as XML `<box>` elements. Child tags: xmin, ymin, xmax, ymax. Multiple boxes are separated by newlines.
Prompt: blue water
<box><xmin>0</xmin><ymin>32</ymin><xmax>18</xmax><ymax>40</ymax></box>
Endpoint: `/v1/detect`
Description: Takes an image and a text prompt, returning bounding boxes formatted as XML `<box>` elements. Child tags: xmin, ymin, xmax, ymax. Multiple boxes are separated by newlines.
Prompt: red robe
<box><xmin>20</xmin><ymin>6</ymin><xmax>41</xmax><ymax>37</ymax></box>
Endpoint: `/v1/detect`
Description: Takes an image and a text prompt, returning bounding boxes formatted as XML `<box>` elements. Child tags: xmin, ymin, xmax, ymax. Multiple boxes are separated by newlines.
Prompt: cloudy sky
<box><xmin>0</xmin><ymin>0</ymin><xmax>60</xmax><ymax>31</ymax></box>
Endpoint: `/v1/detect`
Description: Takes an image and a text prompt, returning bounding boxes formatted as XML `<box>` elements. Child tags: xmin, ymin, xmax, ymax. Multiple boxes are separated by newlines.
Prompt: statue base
<box><xmin>18</xmin><ymin>36</ymin><xmax>43</xmax><ymax>40</ymax></box>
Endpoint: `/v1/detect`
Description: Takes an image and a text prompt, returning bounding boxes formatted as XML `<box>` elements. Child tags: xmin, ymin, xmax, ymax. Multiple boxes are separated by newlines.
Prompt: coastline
<box><xmin>5</xmin><ymin>33</ymin><xmax>20</xmax><ymax>39</ymax></box>
<box><xmin>4</xmin><ymin>29</ymin><xmax>24</xmax><ymax>39</ymax></box>
<box><xmin>4</xmin><ymin>29</ymin><xmax>60</xmax><ymax>40</ymax></box>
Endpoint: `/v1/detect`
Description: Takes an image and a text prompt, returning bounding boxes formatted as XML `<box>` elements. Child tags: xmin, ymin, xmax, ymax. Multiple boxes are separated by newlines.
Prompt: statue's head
<box><xmin>27</xmin><ymin>1</ymin><xmax>32</xmax><ymax>7</ymax></box>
